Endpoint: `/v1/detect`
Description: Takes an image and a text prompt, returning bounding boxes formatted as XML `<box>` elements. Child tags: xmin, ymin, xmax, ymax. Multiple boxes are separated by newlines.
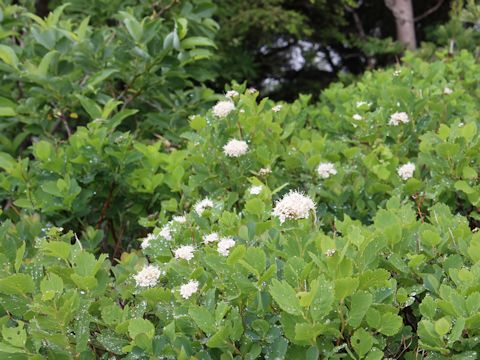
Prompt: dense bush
<box><xmin>1</xmin><ymin>1</ymin><xmax>480</xmax><ymax>359</ymax></box>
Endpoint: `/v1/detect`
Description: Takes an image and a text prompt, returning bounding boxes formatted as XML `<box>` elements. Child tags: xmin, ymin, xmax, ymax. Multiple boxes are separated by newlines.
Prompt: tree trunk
<box><xmin>384</xmin><ymin>0</ymin><xmax>417</xmax><ymax>50</ymax></box>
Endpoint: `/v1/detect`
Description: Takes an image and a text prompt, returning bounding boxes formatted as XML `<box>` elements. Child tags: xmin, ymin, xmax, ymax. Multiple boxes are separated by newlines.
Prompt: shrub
<box><xmin>1</xmin><ymin>2</ymin><xmax>480</xmax><ymax>359</ymax></box>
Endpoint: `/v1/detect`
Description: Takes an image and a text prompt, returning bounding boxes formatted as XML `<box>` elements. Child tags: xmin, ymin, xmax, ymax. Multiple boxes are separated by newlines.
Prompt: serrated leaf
<box><xmin>269</xmin><ymin>279</ymin><xmax>302</xmax><ymax>316</ymax></box>
<box><xmin>189</xmin><ymin>305</ymin><xmax>216</xmax><ymax>335</ymax></box>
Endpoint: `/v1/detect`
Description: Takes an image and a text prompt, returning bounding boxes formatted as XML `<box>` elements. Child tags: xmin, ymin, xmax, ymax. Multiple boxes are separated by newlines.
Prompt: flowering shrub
<box><xmin>1</xmin><ymin>2</ymin><xmax>480</xmax><ymax>358</ymax></box>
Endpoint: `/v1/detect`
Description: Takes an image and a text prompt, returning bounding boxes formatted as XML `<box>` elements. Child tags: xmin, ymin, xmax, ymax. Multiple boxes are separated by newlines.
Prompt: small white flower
<box><xmin>356</xmin><ymin>101</ymin><xmax>371</xmax><ymax>108</ymax></box>
<box><xmin>194</xmin><ymin>198</ymin><xmax>214</xmax><ymax>216</ymax></box>
<box><xmin>459</xmin><ymin>122</ymin><xmax>464</xmax><ymax>127</ymax></box>
<box><xmin>174</xmin><ymin>245</ymin><xmax>195</xmax><ymax>261</ymax></box>
<box><xmin>218</xmin><ymin>237</ymin><xmax>235</xmax><ymax>256</ymax></box>
<box><xmin>133</xmin><ymin>265</ymin><xmax>162</xmax><ymax>288</ymax></box>
<box><xmin>172</xmin><ymin>215</ymin><xmax>187</xmax><ymax>224</ymax></box>
<box><xmin>388</xmin><ymin>112</ymin><xmax>410</xmax><ymax>126</ymax></box>
<box><xmin>259</xmin><ymin>167</ymin><xmax>271</xmax><ymax>176</ymax></box>
<box><xmin>225</xmin><ymin>90</ymin><xmax>239</xmax><ymax>98</ymax></box>
<box><xmin>249</xmin><ymin>185</ymin><xmax>263</xmax><ymax>195</ymax></box>
<box><xmin>272</xmin><ymin>105</ymin><xmax>283</xmax><ymax>112</ymax></box>
<box><xmin>352</xmin><ymin>114</ymin><xmax>363</xmax><ymax>121</ymax></box>
<box><xmin>212</xmin><ymin>100</ymin><xmax>235</xmax><ymax>118</ymax></box>
<box><xmin>398</xmin><ymin>162</ymin><xmax>415</xmax><ymax>180</ymax></box>
<box><xmin>393</xmin><ymin>69</ymin><xmax>401</xmax><ymax>77</ymax></box>
<box><xmin>141</xmin><ymin>233</ymin><xmax>156</xmax><ymax>249</ymax></box>
<box><xmin>159</xmin><ymin>225</ymin><xmax>173</xmax><ymax>241</ymax></box>
<box><xmin>239</xmin><ymin>109</ymin><xmax>245</xmax><ymax>113</ymax></box>
<box><xmin>223</xmin><ymin>139</ymin><xmax>248</xmax><ymax>157</ymax></box>
<box><xmin>203</xmin><ymin>232</ymin><xmax>219</xmax><ymax>244</ymax></box>
<box><xmin>246</xmin><ymin>87</ymin><xmax>258</xmax><ymax>94</ymax></box>
<box><xmin>272</xmin><ymin>190</ymin><xmax>315</xmax><ymax>224</ymax></box>
<box><xmin>443</xmin><ymin>87</ymin><xmax>453</xmax><ymax>95</ymax></box>
<box><xmin>325</xmin><ymin>249</ymin><xmax>336</xmax><ymax>257</ymax></box>
<box><xmin>317</xmin><ymin>162</ymin><xmax>337</xmax><ymax>179</ymax></box>
<box><xmin>180</xmin><ymin>280</ymin><xmax>199</xmax><ymax>299</ymax></box>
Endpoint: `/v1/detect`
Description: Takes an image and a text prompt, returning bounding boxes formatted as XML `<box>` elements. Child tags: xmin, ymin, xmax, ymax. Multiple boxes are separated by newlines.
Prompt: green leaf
<box><xmin>245</xmin><ymin>198</ymin><xmax>265</xmax><ymax>217</ymax></box>
<box><xmin>40</xmin><ymin>241</ymin><xmax>70</xmax><ymax>260</ymax></box>
<box><xmin>0</xmin><ymin>44</ymin><xmax>18</xmax><ymax>69</ymax></box>
<box><xmin>334</xmin><ymin>277</ymin><xmax>359</xmax><ymax>301</ymax></box>
<box><xmin>351</xmin><ymin>328</ymin><xmax>373</xmax><ymax>357</ymax></box>
<box><xmin>0</xmin><ymin>274</ymin><xmax>34</xmax><ymax>296</ymax></box>
<box><xmin>40</xmin><ymin>273</ymin><xmax>64</xmax><ymax>301</ymax></box>
<box><xmin>128</xmin><ymin>318</ymin><xmax>155</xmax><ymax>340</ymax></box>
<box><xmin>189</xmin><ymin>115</ymin><xmax>206</xmax><ymax>130</ymax></box>
<box><xmin>181</xmin><ymin>36</ymin><xmax>216</xmax><ymax>49</ymax></box>
<box><xmin>120</xmin><ymin>12</ymin><xmax>143</xmax><ymax>42</ymax></box>
<box><xmin>0</xmin><ymin>107</ymin><xmax>16</xmax><ymax>117</ymax></box>
<box><xmin>378</xmin><ymin>312</ymin><xmax>403</xmax><ymax>336</ymax></box>
<box><xmin>435</xmin><ymin>317</ymin><xmax>451</xmax><ymax>336</ymax></box>
<box><xmin>348</xmin><ymin>292</ymin><xmax>372</xmax><ymax>328</ymax></box>
<box><xmin>189</xmin><ymin>305</ymin><xmax>216</xmax><ymax>335</ymax></box>
<box><xmin>269</xmin><ymin>279</ymin><xmax>302</xmax><ymax>316</ymax></box>
<box><xmin>14</xmin><ymin>242</ymin><xmax>25</xmax><ymax>273</ymax></box>
<box><xmin>2</xmin><ymin>322</ymin><xmax>26</xmax><ymax>348</ymax></box>
<box><xmin>309</xmin><ymin>276</ymin><xmax>334</xmax><ymax>321</ymax></box>
<box><xmin>206</xmin><ymin>326</ymin><xmax>229</xmax><ymax>348</ymax></box>
<box><xmin>33</xmin><ymin>140</ymin><xmax>53</xmax><ymax>161</ymax></box>
<box><xmin>359</xmin><ymin>269</ymin><xmax>390</xmax><ymax>290</ymax></box>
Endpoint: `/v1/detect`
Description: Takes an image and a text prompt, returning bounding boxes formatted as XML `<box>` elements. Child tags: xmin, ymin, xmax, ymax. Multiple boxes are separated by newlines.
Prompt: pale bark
<box><xmin>385</xmin><ymin>0</ymin><xmax>417</xmax><ymax>50</ymax></box>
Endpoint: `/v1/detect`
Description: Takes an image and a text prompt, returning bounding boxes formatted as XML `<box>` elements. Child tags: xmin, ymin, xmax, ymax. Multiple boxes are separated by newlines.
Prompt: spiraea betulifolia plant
<box><xmin>1</xmin><ymin>1</ymin><xmax>480</xmax><ymax>359</ymax></box>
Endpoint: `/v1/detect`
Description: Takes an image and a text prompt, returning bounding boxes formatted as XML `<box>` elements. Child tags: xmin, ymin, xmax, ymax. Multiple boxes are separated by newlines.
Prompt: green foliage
<box><xmin>0</xmin><ymin>1</ymin><xmax>480</xmax><ymax>358</ymax></box>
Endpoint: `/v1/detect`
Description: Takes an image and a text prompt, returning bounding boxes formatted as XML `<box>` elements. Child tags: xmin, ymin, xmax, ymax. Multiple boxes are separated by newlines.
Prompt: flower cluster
<box><xmin>212</xmin><ymin>100</ymin><xmax>235</xmax><ymax>118</ymax></box>
<box><xmin>133</xmin><ymin>265</ymin><xmax>163</xmax><ymax>288</ymax></box>
<box><xmin>398</xmin><ymin>162</ymin><xmax>415</xmax><ymax>180</ymax></box>
<box><xmin>203</xmin><ymin>232</ymin><xmax>219</xmax><ymax>244</ymax></box>
<box><xmin>174</xmin><ymin>245</ymin><xmax>195</xmax><ymax>261</ymax></box>
<box><xmin>194</xmin><ymin>198</ymin><xmax>214</xmax><ymax>216</ymax></box>
<box><xmin>223</xmin><ymin>139</ymin><xmax>248</xmax><ymax>157</ymax></box>
<box><xmin>272</xmin><ymin>190</ymin><xmax>315</xmax><ymax>224</ymax></box>
<box><xmin>389</xmin><ymin>112</ymin><xmax>410</xmax><ymax>126</ymax></box>
<box><xmin>249</xmin><ymin>185</ymin><xmax>263</xmax><ymax>195</ymax></box>
<box><xmin>225</xmin><ymin>90</ymin><xmax>239</xmax><ymax>98</ymax></box>
<box><xmin>217</xmin><ymin>237</ymin><xmax>235</xmax><ymax>256</ymax></box>
<box><xmin>180</xmin><ymin>280</ymin><xmax>199</xmax><ymax>299</ymax></box>
<box><xmin>317</xmin><ymin>162</ymin><xmax>337</xmax><ymax>179</ymax></box>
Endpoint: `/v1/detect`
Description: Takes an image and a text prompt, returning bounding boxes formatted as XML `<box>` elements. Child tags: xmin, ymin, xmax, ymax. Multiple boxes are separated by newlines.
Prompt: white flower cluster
<box><xmin>212</xmin><ymin>100</ymin><xmax>235</xmax><ymax>118</ymax></box>
<box><xmin>259</xmin><ymin>167</ymin><xmax>271</xmax><ymax>176</ymax></box>
<box><xmin>225</xmin><ymin>90</ymin><xmax>239</xmax><ymax>98</ymax></box>
<box><xmin>141</xmin><ymin>233</ymin><xmax>157</xmax><ymax>249</ymax></box>
<box><xmin>272</xmin><ymin>105</ymin><xmax>283</xmax><ymax>112</ymax></box>
<box><xmin>443</xmin><ymin>87</ymin><xmax>453</xmax><ymax>95</ymax></box>
<box><xmin>203</xmin><ymin>232</ymin><xmax>219</xmax><ymax>244</ymax></box>
<box><xmin>223</xmin><ymin>139</ymin><xmax>248</xmax><ymax>157</ymax></box>
<box><xmin>174</xmin><ymin>245</ymin><xmax>195</xmax><ymax>261</ymax></box>
<box><xmin>247</xmin><ymin>87</ymin><xmax>257</xmax><ymax>94</ymax></box>
<box><xmin>133</xmin><ymin>265</ymin><xmax>163</xmax><ymax>288</ymax></box>
<box><xmin>217</xmin><ymin>237</ymin><xmax>236</xmax><ymax>256</ymax></box>
<box><xmin>159</xmin><ymin>224</ymin><xmax>173</xmax><ymax>241</ymax></box>
<box><xmin>249</xmin><ymin>185</ymin><xmax>263</xmax><ymax>195</ymax></box>
<box><xmin>172</xmin><ymin>215</ymin><xmax>187</xmax><ymax>224</ymax></box>
<box><xmin>398</xmin><ymin>162</ymin><xmax>415</xmax><ymax>180</ymax></box>
<box><xmin>317</xmin><ymin>162</ymin><xmax>337</xmax><ymax>179</ymax></box>
<box><xmin>180</xmin><ymin>280</ymin><xmax>199</xmax><ymax>299</ymax></box>
<box><xmin>352</xmin><ymin>114</ymin><xmax>363</xmax><ymax>121</ymax></box>
<box><xmin>272</xmin><ymin>190</ymin><xmax>315</xmax><ymax>224</ymax></box>
<box><xmin>388</xmin><ymin>112</ymin><xmax>410</xmax><ymax>126</ymax></box>
<box><xmin>194</xmin><ymin>198</ymin><xmax>214</xmax><ymax>215</ymax></box>
<box><xmin>356</xmin><ymin>101</ymin><xmax>372</xmax><ymax>108</ymax></box>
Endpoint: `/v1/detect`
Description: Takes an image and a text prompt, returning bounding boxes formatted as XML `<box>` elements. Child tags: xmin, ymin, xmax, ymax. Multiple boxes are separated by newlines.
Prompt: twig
<box><xmin>96</xmin><ymin>184</ymin><xmax>114</xmax><ymax>229</ymax></box>
<box><xmin>414</xmin><ymin>0</ymin><xmax>444</xmax><ymax>22</ymax></box>
<box><xmin>59</xmin><ymin>114</ymin><xmax>72</xmax><ymax>137</ymax></box>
